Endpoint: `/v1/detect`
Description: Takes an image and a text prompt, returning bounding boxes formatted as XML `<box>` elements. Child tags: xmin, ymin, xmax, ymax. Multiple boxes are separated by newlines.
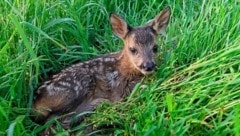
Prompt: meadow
<box><xmin>0</xmin><ymin>0</ymin><xmax>240</xmax><ymax>135</ymax></box>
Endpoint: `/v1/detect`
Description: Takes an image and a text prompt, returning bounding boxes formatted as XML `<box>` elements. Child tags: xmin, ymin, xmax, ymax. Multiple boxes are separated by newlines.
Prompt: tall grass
<box><xmin>0</xmin><ymin>0</ymin><xmax>239</xmax><ymax>135</ymax></box>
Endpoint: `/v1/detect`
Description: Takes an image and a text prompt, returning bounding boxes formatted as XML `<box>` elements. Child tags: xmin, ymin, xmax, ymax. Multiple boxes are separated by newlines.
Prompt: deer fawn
<box><xmin>32</xmin><ymin>6</ymin><xmax>171</xmax><ymax>131</ymax></box>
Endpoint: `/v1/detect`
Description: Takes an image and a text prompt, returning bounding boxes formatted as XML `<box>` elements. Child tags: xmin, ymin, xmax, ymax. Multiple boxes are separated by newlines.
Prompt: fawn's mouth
<box><xmin>140</xmin><ymin>69</ymin><xmax>155</xmax><ymax>75</ymax></box>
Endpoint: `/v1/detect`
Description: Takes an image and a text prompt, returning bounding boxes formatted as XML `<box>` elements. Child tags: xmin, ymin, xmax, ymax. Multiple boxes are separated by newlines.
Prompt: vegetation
<box><xmin>0</xmin><ymin>0</ymin><xmax>239</xmax><ymax>135</ymax></box>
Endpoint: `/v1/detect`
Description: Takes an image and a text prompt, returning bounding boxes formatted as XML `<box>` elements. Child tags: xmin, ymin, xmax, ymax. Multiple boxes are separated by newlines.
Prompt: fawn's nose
<box><xmin>140</xmin><ymin>62</ymin><xmax>155</xmax><ymax>72</ymax></box>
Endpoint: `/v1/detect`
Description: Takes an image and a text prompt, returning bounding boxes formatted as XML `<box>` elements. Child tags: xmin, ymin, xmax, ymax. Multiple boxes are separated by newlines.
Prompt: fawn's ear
<box><xmin>149</xmin><ymin>6</ymin><xmax>171</xmax><ymax>36</ymax></box>
<box><xmin>110</xmin><ymin>13</ymin><xmax>130</xmax><ymax>39</ymax></box>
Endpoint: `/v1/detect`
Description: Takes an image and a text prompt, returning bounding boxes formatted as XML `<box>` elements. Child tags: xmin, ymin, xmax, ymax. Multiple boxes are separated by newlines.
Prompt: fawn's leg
<box><xmin>60</xmin><ymin>98</ymin><xmax>108</xmax><ymax>129</ymax></box>
<box><xmin>33</xmin><ymin>74</ymin><xmax>96</xmax><ymax>123</ymax></box>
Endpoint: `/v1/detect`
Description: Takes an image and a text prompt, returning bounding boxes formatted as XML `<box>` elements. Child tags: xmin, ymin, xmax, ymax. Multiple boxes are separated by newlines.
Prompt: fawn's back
<box><xmin>32</xmin><ymin>6</ymin><xmax>171</xmax><ymax>130</ymax></box>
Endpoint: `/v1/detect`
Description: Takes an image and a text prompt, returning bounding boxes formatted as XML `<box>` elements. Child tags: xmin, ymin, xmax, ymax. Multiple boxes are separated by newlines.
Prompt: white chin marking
<box><xmin>141</xmin><ymin>70</ymin><xmax>154</xmax><ymax>75</ymax></box>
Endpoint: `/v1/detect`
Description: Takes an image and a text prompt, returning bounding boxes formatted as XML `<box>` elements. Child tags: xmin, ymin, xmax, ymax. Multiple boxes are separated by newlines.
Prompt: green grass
<box><xmin>0</xmin><ymin>0</ymin><xmax>240</xmax><ymax>135</ymax></box>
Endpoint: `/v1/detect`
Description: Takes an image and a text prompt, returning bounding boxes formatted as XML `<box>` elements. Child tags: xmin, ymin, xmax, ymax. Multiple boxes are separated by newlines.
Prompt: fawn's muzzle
<box><xmin>140</xmin><ymin>62</ymin><xmax>155</xmax><ymax>72</ymax></box>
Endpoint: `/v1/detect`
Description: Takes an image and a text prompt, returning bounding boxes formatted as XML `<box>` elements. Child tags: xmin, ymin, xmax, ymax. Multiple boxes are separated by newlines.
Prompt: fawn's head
<box><xmin>110</xmin><ymin>7</ymin><xmax>171</xmax><ymax>75</ymax></box>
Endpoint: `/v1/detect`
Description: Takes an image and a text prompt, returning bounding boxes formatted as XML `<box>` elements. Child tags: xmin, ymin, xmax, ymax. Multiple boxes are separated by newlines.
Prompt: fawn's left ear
<box><xmin>149</xmin><ymin>6</ymin><xmax>171</xmax><ymax>36</ymax></box>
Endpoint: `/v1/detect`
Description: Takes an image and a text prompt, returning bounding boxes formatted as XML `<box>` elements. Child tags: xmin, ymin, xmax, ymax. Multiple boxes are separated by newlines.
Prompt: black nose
<box><xmin>141</xmin><ymin>62</ymin><xmax>155</xmax><ymax>71</ymax></box>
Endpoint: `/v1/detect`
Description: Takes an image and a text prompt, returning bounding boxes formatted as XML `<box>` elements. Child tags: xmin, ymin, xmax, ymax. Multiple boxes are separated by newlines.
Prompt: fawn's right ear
<box><xmin>110</xmin><ymin>13</ymin><xmax>130</xmax><ymax>39</ymax></box>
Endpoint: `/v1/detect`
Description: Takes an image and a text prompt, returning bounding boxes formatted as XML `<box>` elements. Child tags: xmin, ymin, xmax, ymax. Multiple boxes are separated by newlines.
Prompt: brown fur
<box><xmin>32</xmin><ymin>6</ymin><xmax>171</xmax><ymax>134</ymax></box>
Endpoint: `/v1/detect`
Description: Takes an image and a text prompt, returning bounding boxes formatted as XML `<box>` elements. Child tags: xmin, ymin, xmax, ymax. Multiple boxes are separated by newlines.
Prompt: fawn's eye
<box><xmin>153</xmin><ymin>45</ymin><xmax>158</xmax><ymax>53</ymax></box>
<box><xmin>129</xmin><ymin>47</ymin><xmax>138</xmax><ymax>55</ymax></box>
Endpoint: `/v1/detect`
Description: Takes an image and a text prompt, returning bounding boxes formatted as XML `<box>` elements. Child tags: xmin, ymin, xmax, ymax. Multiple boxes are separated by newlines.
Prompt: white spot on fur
<box><xmin>66</xmin><ymin>78</ymin><xmax>71</xmax><ymax>81</ymax></box>
<box><xmin>54</xmin><ymin>86</ymin><xmax>67</xmax><ymax>92</ymax></box>
<box><xmin>92</xmin><ymin>62</ymin><xmax>97</xmax><ymax>65</ymax></box>
<box><xmin>74</xmin><ymin>86</ymin><xmax>79</xmax><ymax>91</ymax></box>
<box><xmin>104</xmin><ymin>58</ymin><xmax>111</xmax><ymax>62</ymax></box>
<box><xmin>73</xmin><ymin>80</ymin><xmax>81</xmax><ymax>86</ymax></box>
<box><xmin>94</xmin><ymin>66</ymin><xmax>98</xmax><ymax>71</ymax></box>
<box><xmin>47</xmin><ymin>84</ymin><xmax>54</xmax><ymax>96</ymax></box>
<box><xmin>106</xmin><ymin>71</ymin><xmax>118</xmax><ymax>87</ymax></box>
<box><xmin>76</xmin><ymin>90</ymin><xmax>79</xmax><ymax>96</ymax></box>
<box><xmin>59</xmin><ymin>81</ymin><xmax>71</xmax><ymax>87</ymax></box>
<box><xmin>110</xmin><ymin>58</ymin><xmax>115</xmax><ymax>62</ymax></box>
<box><xmin>98</xmin><ymin>64</ymin><xmax>104</xmax><ymax>72</ymax></box>
<box><xmin>72</xmin><ymin>73</ymin><xmax>77</xmax><ymax>79</ymax></box>
<box><xmin>90</xmin><ymin>69</ymin><xmax>95</xmax><ymax>73</ymax></box>
<box><xmin>97</xmin><ymin>57</ymin><xmax>104</xmax><ymax>62</ymax></box>
<box><xmin>113</xmin><ymin>71</ymin><xmax>118</xmax><ymax>76</ymax></box>
<box><xmin>76</xmin><ymin>63</ymin><xmax>83</xmax><ymax>66</ymax></box>
<box><xmin>45</xmin><ymin>80</ymin><xmax>51</xmax><ymax>84</ymax></box>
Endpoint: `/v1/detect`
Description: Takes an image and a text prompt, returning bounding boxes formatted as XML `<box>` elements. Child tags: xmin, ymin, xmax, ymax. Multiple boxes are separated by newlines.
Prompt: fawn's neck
<box><xmin>116</xmin><ymin>51</ymin><xmax>142</xmax><ymax>80</ymax></box>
